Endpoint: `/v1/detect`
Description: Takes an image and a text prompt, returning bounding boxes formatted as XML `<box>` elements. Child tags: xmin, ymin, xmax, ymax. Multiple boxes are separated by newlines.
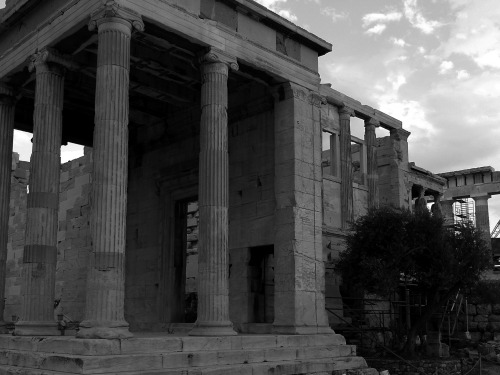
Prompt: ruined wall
<box><xmin>5</xmin><ymin>150</ymin><xmax>92</xmax><ymax>322</ymax></box>
<box><xmin>55</xmin><ymin>151</ymin><xmax>92</xmax><ymax>322</ymax></box>
<box><xmin>5</xmin><ymin>154</ymin><xmax>28</xmax><ymax>321</ymax></box>
<box><xmin>377</xmin><ymin>134</ymin><xmax>411</xmax><ymax>209</ymax></box>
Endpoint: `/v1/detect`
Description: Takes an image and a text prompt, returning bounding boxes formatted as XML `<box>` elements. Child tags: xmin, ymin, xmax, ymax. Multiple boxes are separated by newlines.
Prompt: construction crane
<box><xmin>491</xmin><ymin>219</ymin><xmax>500</xmax><ymax>238</ymax></box>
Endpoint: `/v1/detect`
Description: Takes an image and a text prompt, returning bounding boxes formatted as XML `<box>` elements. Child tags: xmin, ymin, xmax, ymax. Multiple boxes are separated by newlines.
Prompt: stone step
<box><xmin>0</xmin><ymin>344</ymin><xmax>357</xmax><ymax>373</ymax></box>
<box><xmin>0</xmin><ymin>334</ymin><xmax>347</xmax><ymax>356</ymax></box>
<box><xmin>0</xmin><ymin>356</ymin><xmax>371</xmax><ymax>375</ymax></box>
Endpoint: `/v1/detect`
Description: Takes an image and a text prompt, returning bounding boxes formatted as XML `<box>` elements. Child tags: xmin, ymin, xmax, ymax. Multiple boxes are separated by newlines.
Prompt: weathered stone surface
<box><xmin>0</xmin><ymin>85</ymin><xmax>15</xmax><ymax>331</ymax></box>
<box><xmin>78</xmin><ymin>6</ymin><xmax>144</xmax><ymax>340</ymax></box>
<box><xmin>16</xmin><ymin>51</ymin><xmax>65</xmax><ymax>336</ymax></box>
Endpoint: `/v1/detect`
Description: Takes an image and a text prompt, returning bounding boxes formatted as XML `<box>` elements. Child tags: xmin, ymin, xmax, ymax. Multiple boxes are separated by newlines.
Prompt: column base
<box><xmin>273</xmin><ymin>325</ymin><xmax>334</xmax><ymax>335</ymax></box>
<box><xmin>14</xmin><ymin>321</ymin><xmax>59</xmax><ymax>336</ymax></box>
<box><xmin>0</xmin><ymin>321</ymin><xmax>9</xmax><ymax>334</ymax></box>
<box><xmin>76</xmin><ymin>320</ymin><xmax>133</xmax><ymax>339</ymax></box>
<box><xmin>189</xmin><ymin>321</ymin><xmax>237</xmax><ymax>336</ymax></box>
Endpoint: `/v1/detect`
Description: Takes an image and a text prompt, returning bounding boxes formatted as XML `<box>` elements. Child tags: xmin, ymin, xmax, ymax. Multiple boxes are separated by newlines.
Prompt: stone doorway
<box><xmin>249</xmin><ymin>245</ymin><xmax>275</xmax><ymax>324</ymax></box>
<box><xmin>158</xmin><ymin>178</ymin><xmax>199</xmax><ymax>326</ymax></box>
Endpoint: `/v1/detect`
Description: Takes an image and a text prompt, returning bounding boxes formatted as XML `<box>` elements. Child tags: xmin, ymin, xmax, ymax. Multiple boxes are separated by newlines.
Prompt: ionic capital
<box><xmin>89</xmin><ymin>1</ymin><xmax>145</xmax><ymax>33</ymax></box>
<box><xmin>28</xmin><ymin>48</ymin><xmax>78</xmax><ymax>73</ymax></box>
<box><xmin>365</xmin><ymin>118</ymin><xmax>380</xmax><ymax>129</ymax></box>
<box><xmin>200</xmin><ymin>48</ymin><xmax>239</xmax><ymax>71</ymax></box>
<box><xmin>338</xmin><ymin>104</ymin><xmax>355</xmax><ymax>119</ymax></box>
<box><xmin>390</xmin><ymin>128</ymin><xmax>411</xmax><ymax>141</ymax></box>
<box><xmin>309</xmin><ymin>92</ymin><xmax>326</xmax><ymax>108</ymax></box>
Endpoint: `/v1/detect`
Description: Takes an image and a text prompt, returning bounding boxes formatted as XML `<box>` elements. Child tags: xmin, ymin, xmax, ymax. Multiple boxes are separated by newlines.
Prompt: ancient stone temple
<box><xmin>0</xmin><ymin>0</ymin><xmax>386</xmax><ymax>373</ymax></box>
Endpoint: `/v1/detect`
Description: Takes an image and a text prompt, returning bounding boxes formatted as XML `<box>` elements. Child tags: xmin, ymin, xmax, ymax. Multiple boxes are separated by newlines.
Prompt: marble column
<box><xmin>364</xmin><ymin>118</ymin><xmax>379</xmax><ymax>209</ymax></box>
<box><xmin>189</xmin><ymin>49</ymin><xmax>238</xmax><ymax>336</ymax></box>
<box><xmin>473</xmin><ymin>194</ymin><xmax>492</xmax><ymax>251</ymax></box>
<box><xmin>0</xmin><ymin>85</ymin><xmax>15</xmax><ymax>331</ymax></box>
<box><xmin>16</xmin><ymin>49</ymin><xmax>66</xmax><ymax>336</ymax></box>
<box><xmin>441</xmin><ymin>200</ymin><xmax>455</xmax><ymax>226</ymax></box>
<box><xmin>77</xmin><ymin>4</ymin><xmax>144</xmax><ymax>339</ymax></box>
<box><xmin>339</xmin><ymin>106</ymin><xmax>354</xmax><ymax>229</ymax></box>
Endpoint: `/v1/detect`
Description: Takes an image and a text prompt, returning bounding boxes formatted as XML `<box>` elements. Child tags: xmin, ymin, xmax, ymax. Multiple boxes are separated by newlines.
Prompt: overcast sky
<box><xmin>256</xmin><ymin>0</ymin><xmax>500</xmax><ymax>230</ymax></box>
<box><xmin>1</xmin><ymin>0</ymin><xmax>500</xmax><ymax>230</ymax></box>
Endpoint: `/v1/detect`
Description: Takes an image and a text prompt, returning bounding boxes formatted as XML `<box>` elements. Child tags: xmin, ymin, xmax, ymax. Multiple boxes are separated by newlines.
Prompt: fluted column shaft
<box><xmin>0</xmin><ymin>86</ymin><xmax>15</xmax><ymax>330</ymax></box>
<box><xmin>365</xmin><ymin>119</ymin><xmax>379</xmax><ymax>209</ymax></box>
<box><xmin>16</xmin><ymin>60</ymin><xmax>64</xmax><ymax>336</ymax></box>
<box><xmin>78</xmin><ymin>9</ymin><xmax>143</xmax><ymax>339</ymax></box>
<box><xmin>339</xmin><ymin>106</ymin><xmax>354</xmax><ymax>229</ymax></box>
<box><xmin>473</xmin><ymin>195</ymin><xmax>491</xmax><ymax>251</ymax></box>
<box><xmin>190</xmin><ymin>51</ymin><xmax>237</xmax><ymax>336</ymax></box>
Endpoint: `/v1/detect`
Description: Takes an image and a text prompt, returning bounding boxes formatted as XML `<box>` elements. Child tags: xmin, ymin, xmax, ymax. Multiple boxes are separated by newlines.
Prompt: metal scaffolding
<box><xmin>453</xmin><ymin>198</ymin><xmax>475</xmax><ymax>225</ymax></box>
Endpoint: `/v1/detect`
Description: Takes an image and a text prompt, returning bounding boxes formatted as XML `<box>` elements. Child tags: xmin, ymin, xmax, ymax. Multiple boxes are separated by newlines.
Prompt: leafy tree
<box><xmin>336</xmin><ymin>207</ymin><xmax>491</xmax><ymax>356</ymax></box>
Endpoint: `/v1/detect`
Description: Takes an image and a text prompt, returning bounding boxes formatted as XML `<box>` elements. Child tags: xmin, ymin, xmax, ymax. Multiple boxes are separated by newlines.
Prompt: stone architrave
<box><xmin>472</xmin><ymin>194</ymin><xmax>492</xmax><ymax>251</ymax></box>
<box><xmin>77</xmin><ymin>3</ymin><xmax>144</xmax><ymax>339</ymax></box>
<box><xmin>339</xmin><ymin>105</ymin><xmax>354</xmax><ymax>229</ymax></box>
<box><xmin>272</xmin><ymin>82</ymin><xmax>332</xmax><ymax>335</ymax></box>
<box><xmin>0</xmin><ymin>85</ymin><xmax>15</xmax><ymax>332</ymax></box>
<box><xmin>364</xmin><ymin>118</ymin><xmax>379</xmax><ymax>209</ymax></box>
<box><xmin>189</xmin><ymin>48</ymin><xmax>238</xmax><ymax>337</ymax></box>
<box><xmin>15</xmin><ymin>48</ymin><xmax>71</xmax><ymax>336</ymax></box>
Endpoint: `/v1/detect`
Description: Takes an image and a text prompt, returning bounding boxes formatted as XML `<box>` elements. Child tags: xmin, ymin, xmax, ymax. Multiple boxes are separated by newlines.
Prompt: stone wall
<box><xmin>456</xmin><ymin>302</ymin><xmax>500</xmax><ymax>341</ymax></box>
<box><xmin>5</xmin><ymin>153</ymin><xmax>28</xmax><ymax>321</ymax></box>
<box><xmin>367</xmin><ymin>358</ymin><xmax>478</xmax><ymax>375</ymax></box>
<box><xmin>5</xmin><ymin>150</ymin><xmax>92</xmax><ymax>322</ymax></box>
<box><xmin>55</xmin><ymin>150</ymin><xmax>92</xmax><ymax>322</ymax></box>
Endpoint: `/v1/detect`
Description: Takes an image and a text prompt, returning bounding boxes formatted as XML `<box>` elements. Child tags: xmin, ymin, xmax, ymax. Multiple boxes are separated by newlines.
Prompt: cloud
<box><xmin>403</xmin><ymin>0</ymin><xmax>443</xmax><ymax>34</ymax></box>
<box><xmin>391</xmin><ymin>38</ymin><xmax>408</xmax><ymax>47</ymax></box>
<box><xmin>321</xmin><ymin>7</ymin><xmax>348</xmax><ymax>23</ymax></box>
<box><xmin>456</xmin><ymin>70</ymin><xmax>470</xmax><ymax>80</ymax></box>
<box><xmin>277</xmin><ymin>9</ymin><xmax>297</xmax><ymax>22</ymax></box>
<box><xmin>365</xmin><ymin>24</ymin><xmax>387</xmax><ymax>35</ymax></box>
<box><xmin>253</xmin><ymin>0</ymin><xmax>287</xmax><ymax>7</ymax></box>
<box><xmin>439</xmin><ymin>60</ymin><xmax>454</xmax><ymax>74</ymax></box>
<box><xmin>362</xmin><ymin>12</ymin><xmax>402</xmax><ymax>27</ymax></box>
<box><xmin>440</xmin><ymin>0</ymin><xmax>500</xmax><ymax>70</ymax></box>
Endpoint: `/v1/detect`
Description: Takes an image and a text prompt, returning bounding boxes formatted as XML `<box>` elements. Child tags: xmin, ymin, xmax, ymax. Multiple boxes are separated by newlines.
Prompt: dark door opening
<box><xmin>249</xmin><ymin>245</ymin><xmax>274</xmax><ymax>323</ymax></box>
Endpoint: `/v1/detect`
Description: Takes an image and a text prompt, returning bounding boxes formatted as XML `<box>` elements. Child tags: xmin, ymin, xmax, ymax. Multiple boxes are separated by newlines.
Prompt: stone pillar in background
<box><xmin>414</xmin><ymin>185</ymin><xmax>427</xmax><ymax>213</ymax></box>
<box><xmin>272</xmin><ymin>82</ymin><xmax>332</xmax><ymax>335</ymax></box>
<box><xmin>441</xmin><ymin>200</ymin><xmax>455</xmax><ymax>226</ymax></box>
<box><xmin>77</xmin><ymin>4</ymin><xmax>144</xmax><ymax>339</ymax></box>
<box><xmin>364</xmin><ymin>118</ymin><xmax>379</xmax><ymax>209</ymax></box>
<box><xmin>189</xmin><ymin>49</ymin><xmax>238</xmax><ymax>336</ymax></box>
<box><xmin>389</xmin><ymin>128</ymin><xmax>411</xmax><ymax>208</ymax></box>
<box><xmin>0</xmin><ymin>85</ymin><xmax>15</xmax><ymax>331</ymax></box>
<box><xmin>473</xmin><ymin>194</ymin><xmax>492</xmax><ymax>251</ymax></box>
<box><xmin>16</xmin><ymin>49</ymin><xmax>66</xmax><ymax>336</ymax></box>
<box><xmin>431</xmin><ymin>193</ymin><xmax>443</xmax><ymax>218</ymax></box>
<box><xmin>339</xmin><ymin>106</ymin><xmax>354</xmax><ymax>229</ymax></box>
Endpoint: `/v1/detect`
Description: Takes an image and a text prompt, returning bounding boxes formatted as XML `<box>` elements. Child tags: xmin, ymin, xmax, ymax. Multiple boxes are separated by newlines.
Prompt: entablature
<box><xmin>0</xmin><ymin>0</ymin><xmax>328</xmax><ymax>90</ymax></box>
<box><xmin>320</xmin><ymin>84</ymin><xmax>403</xmax><ymax>131</ymax></box>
